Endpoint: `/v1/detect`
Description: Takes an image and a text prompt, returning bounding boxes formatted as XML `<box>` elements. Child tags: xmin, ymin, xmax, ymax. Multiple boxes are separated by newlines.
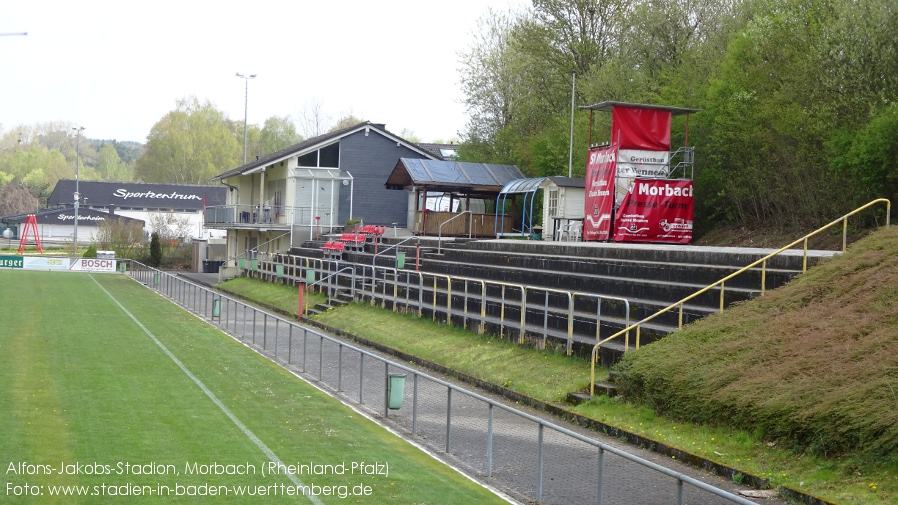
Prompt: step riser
<box><xmin>458</xmin><ymin>241</ymin><xmax>820</xmax><ymax>270</ymax></box>
<box><xmin>434</xmin><ymin>251</ymin><xmax>797</xmax><ymax>290</ymax></box>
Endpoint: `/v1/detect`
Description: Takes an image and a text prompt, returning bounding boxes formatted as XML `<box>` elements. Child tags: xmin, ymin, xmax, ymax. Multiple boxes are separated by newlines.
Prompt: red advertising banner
<box><xmin>583</xmin><ymin>146</ymin><xmax>617</xmax><ymax>241</ymax></box>
<box><xmin>613</xmin><ymin>179</ymin><xmax>694</xmax><ymax>244</ymax></box>
<box><xmin>612</xmin><ymin>106</ymin><xmax>672</xmax><ymax>151</ymax></box>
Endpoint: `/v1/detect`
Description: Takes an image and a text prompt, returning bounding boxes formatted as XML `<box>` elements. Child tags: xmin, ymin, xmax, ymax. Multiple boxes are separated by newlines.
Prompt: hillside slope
<box><xmin>615</xmin><ymin>225</ymin><xmax>898</xmax><ymax>459</ymax></box>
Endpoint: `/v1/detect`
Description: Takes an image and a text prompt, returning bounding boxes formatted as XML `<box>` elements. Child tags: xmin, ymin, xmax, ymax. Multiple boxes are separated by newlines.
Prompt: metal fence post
<box><xmin>446</xmin><ymin>388</ymin><xmax>452</xmax><ymax>453</ymax></box>
<box><xmin>287</xmin><ymin>325</ymin><xmax>293</xmax><ymax>364</ymax></box>
<box><xmin>319</xmin><ymin>335</ymin><xmax>324</xmax><ymax>379</ymax></box>
<box><xmin>597</xmin><ymin>447</ymin><xmax>604</xmax><ymax>505</ymax></box>
<box><xmin>486</xmin><ymin>404</ymin><xmax>494</xmax><ymax>476</ymax></box>
<box><xmin>537</xmin><ymin>423</ymin><xmax>544</xmax><ymax>502</ymax></box>
<box><xmin>412</xmin><ymin>373</ymin><xmax>418</xmax><ymax>434</ymax></box>
<box><xmin>338</xmin><ymin>344</ymin><xmax>343</xmax><ymax>391</ymax></box>
<box><xmin>384</xmin><ymin>362</ymin><xmax>390</xmax><ymax>418</ymax></box>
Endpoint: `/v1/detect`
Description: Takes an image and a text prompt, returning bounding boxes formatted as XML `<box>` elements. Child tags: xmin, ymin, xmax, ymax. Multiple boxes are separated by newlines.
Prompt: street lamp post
<box><xmin>236</xmin><ymin>72</ymin><xmax>256</xmax><ymax>164</ymax></box>
<box><xmin>72</xmin><ymin>126</ymin><xmax>85</xmax><ymax>254</ymax></box>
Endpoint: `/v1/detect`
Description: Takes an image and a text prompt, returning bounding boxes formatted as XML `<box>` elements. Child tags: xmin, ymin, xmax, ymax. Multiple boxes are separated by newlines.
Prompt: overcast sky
<box><xmin>1</xmin><ymin>0</ymin><xmax>525</xmax><ymax>144</ymax></box>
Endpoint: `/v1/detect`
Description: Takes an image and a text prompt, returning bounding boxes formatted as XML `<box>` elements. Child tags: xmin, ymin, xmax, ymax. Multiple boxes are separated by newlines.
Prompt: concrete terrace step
<box><xmin>420</xmin><ymin>257</ymin><xmax>761</xmax><ymax>311</ymax></box>
<box><xmin>432</xmin><ymin>248</ymin><xmax>800</xmax><ymax>291</ymax></box>
<box><xmin>460</xmin><ymin>239</ymin><xmax>837</xmax><ymax>271</ymax></box>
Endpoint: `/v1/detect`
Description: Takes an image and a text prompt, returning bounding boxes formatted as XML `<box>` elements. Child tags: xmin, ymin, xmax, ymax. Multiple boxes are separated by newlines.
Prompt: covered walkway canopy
<box><xmin>495</xmin><ymin>177</ymin><xmax>546</xmax><ymax>237</ymax></box>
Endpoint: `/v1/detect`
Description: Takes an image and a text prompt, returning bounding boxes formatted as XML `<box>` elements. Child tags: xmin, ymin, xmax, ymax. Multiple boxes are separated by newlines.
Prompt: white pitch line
<box><xmin>89</xmin><ymin>275</ymin><xmax>324</xmax><ymax>505</ymax></box>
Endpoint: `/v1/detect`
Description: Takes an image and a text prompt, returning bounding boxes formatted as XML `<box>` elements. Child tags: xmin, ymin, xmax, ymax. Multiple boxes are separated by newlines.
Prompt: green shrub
<box><xmin>149</xmin><ymin>232</ymin><xmax>162</xmax><ymax>267</ymax></box>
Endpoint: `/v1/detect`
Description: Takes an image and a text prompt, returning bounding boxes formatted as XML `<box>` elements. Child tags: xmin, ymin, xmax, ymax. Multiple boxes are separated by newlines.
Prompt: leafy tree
<box><xmin>135</xmin><ymin>96</ymin><xmax>241</xmax><ymax>184</ymax></box>
<box><xmin>96</xmin><ymin>143</ymin><xmax>133</xmax><ymax>181</ymax></box>
<box><xmin>259</xmin><ymin>116</ymin><xmax>302</xmax><ymax>155</ymax></box>
<box><xmin>696</xmin><ymin>0</ymin><xmax>897</xmax><ymax>229</ymax></box>
<box><xmin>397</xmin><ymin>128</ymin><xmax>421</xmax><ymax>144</ymax></box>
<box><xmin>458</xmin><ymin>9</ymin><xmax>529</xmax><ymax>164</ymax></box>
<box><xmin>112</xmin><ymin>141</ymin><xmax>143</xmax><ymax>165</ymax></box>
<box><xmin>831</xmin><ymin>104</ymin><xmax>898</xmax><ymax>205</ymax></box>
<box><xmin>146</xmin><ymin>212</ymin><xmax>194</xmax><ymax>243</ymax></box>
<box><xmin>330</xmin><ymin>114</ymin><xmax>365</xmax><ymax>132</ymax></box>
<box><xmin>0</xmin><ymin>180</ymin><xmax>39</xmax><ymax>216</ymax></box>
<box><xmin>0</xmin><ymin>145</ymin><xmax>74</xmax><ymax>204</ymax></box>
<box><xmin>93</xmin><ymin>217</ymin><xmax>145</xmax><ymax>259</ymax></box>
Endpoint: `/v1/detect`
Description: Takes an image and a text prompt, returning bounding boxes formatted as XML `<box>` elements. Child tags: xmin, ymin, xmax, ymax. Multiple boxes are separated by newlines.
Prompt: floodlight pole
<box><xmin>72</xmin><ymin>126</ymin><xmax>85</xmax><ymax>254</ymax></box>
<box><xmin>568</xmin><ymin>71</ymin><xmax>576</xmax><ymax>178</ymax></box>
<box><xmin>236</xmin><ymin>72</ymin><xmax>256</xmax><ymax>164</ymax></box>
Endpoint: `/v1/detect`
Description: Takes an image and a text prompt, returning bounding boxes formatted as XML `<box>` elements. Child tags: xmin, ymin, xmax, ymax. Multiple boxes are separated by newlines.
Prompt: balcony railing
<box><xmin>205</xmin><ymin>205</ymin><xmax>340</xmax><ymax>233</ymax></box>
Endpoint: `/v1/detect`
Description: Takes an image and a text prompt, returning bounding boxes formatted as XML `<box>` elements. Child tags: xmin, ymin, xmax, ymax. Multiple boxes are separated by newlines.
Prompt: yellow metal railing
<box><xmin>590</xmin><ymin>198</ymin><xmax>891</xmax><ymax>396</ymax></box>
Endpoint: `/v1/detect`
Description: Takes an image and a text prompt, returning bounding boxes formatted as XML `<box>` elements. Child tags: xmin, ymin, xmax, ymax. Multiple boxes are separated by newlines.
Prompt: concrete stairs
<box><xmin>285</xmin><ymin>237</ymin><xmax>833</xmax><ymax>361</ymax></box>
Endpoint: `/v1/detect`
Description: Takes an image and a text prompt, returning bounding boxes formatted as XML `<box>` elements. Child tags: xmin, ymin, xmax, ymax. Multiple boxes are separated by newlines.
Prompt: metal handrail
<box><xmin>225</xmin><ymin>231</ymin><xmax>291</xmax><ymax>266</ymax></box>
<box><xmin>573</xmin><ymin>291</ymin><xmax>631</xmax><ymax>349</ymax></box>
<box><xmin>437</xmin><ymin>210</ymin><xmax>472</xmax><ymax>254</ymax></box>
<box><xmin>589</xmin><ymin>198</ymin><xmax>892</xmax><ymax>396</ymax></box>
<box><xmin>309</xmin><ymin>266</ymin><xmax>355</xmax><ymax>302</ymax></box>
<box><xmin>368</xmin><ymin>236</ymin><xmax>420</xmax><ymax>298</ymax></box>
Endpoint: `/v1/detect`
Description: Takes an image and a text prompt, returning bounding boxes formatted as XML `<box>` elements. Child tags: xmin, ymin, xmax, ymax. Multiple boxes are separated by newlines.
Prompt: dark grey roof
<box><xmin>386</xmin><ymin>158</ymin><xmax>525</xmax><ymax>193</ymax></box>
<box><xmin>213</xmin><ymin>121</ymin><xmax>439</xmax><ymax>180</ymax></box>
<box><xmin>417</xmin><ymin>142</ymin><xmax>458</xmax><ymax>160</ymax></box>
<box><xmin>1</xmin><ymin>207</ymin><xmax>145</xmax><ymax>227</ymax></box>
<box><xmin>547</xmin><ymin>176</ymin><xmax>585</xmax><ymax>188</ymax></box>
<box><xmin>47</xmin><ymin>180</ymin><xmax>226</xmax><ymax>211</ymax></box>
<box><xmin>579</xmin><ymin>101</ymin><xmax>700</xmax><ymax>116</ymax></box>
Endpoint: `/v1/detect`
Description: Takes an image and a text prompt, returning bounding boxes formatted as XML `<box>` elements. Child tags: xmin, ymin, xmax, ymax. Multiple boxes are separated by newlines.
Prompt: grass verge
<box><xmin>219</xmin><ymin>276</ymin><xmax>328</xmax><ymax>316</ymax></box>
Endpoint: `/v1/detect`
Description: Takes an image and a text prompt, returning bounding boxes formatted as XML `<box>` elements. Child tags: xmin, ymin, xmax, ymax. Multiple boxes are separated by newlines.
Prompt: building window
<box><xmin>547</xmin><ymin>189</ymin><xmax>559</xmax><ymax>217</ymax></box>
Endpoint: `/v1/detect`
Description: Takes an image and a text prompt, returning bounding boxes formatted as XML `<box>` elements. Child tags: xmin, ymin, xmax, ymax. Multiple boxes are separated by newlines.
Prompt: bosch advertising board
<box><xmin>70</xmin><ymin>258</ymin><xmax>118</xmax><ymax>272</ymax></box>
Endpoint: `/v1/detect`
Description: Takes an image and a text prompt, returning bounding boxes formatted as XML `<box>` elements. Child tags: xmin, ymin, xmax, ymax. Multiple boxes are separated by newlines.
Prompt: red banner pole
<box><xmin>297</xmin><ymin>281</ymin><xmax>306</xmax><ymax>317</ymax></box>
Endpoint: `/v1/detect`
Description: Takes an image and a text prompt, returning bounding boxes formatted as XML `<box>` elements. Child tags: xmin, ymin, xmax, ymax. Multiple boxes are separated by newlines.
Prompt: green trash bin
<box><xmin>276</xmin><ymin>264</ymin><xmax>284</xmax><ymax>278</ymax></box>
<box><xmin>119</xmin><ymin>262</ymin><xmax>126</xmax><ymax>273</ymax></box>
<box><xmin>388</xmin><ymin>373</ymin><xmax>407</xmax><ymax>410</ymax></box>
<box><xmin>396</xmin><ymin>252</ymin><xmax>406</xmax><ymax>269</ymax></box>
<box><xmin>212</xmin><ymin>298</ymin><xmax>221</xmax><ymax>318</ymax></box>
<box><xmin>305</xmin><ymin>269</ymin><xmax>315</xmax><ymax>285</ymax></box>
<box><xmin>238</xmin><ymin>258</ymin><xmax>246</xmax><ymax>270</ymax></box>
<box><xmin>251</xmin><ymin>259</ymin><xmax>258</xmax><ymax>271</ymax></box>
<box><xmin>153</xmin><ymin>273</ymin><xmax>161</xmax><ymax>286</ymax></box>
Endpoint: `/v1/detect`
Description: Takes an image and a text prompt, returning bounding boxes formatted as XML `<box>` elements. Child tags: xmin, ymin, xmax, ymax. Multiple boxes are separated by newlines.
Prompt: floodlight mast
<box><xmin>72</xmin><ymin>126</ymin><xmax>85</xmax><ymax>254</ymax></box>
<box><xmin>236</xmin><ymin>73</ymin><xmax>257</xmax><ymax>164</ymax></box>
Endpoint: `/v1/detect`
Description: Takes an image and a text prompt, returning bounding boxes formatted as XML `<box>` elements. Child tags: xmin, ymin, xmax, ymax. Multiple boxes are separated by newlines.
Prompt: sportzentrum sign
<box><xmin>112</xmin><ymin>189</ymin><xmax>202</xmax><ymax>201</ymax></box>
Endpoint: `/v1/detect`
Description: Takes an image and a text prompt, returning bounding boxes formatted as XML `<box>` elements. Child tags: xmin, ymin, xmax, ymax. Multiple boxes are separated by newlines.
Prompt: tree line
<box><xmin>458</xmin><ymin>0</ymin><xmax>898</xmax><ymax>233</ymax></box>
<box><xmin>0</xmin><ymin>97</ymin><xmax>363</xmax><ymax>215</ymax></box>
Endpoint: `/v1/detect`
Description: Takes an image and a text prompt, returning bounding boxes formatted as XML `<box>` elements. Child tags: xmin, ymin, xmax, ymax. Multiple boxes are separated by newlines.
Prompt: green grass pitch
<box><xmin>0</xmin><ymin>270</ymin><xmax>507</xmax><ymax>504</ymax></box>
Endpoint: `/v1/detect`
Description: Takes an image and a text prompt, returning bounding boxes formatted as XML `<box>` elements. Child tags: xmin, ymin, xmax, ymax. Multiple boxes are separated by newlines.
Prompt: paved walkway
<box><xmin>171</xmin><ymin>270</ymin><xmax>786</xmax><ymax>505</ymax></box>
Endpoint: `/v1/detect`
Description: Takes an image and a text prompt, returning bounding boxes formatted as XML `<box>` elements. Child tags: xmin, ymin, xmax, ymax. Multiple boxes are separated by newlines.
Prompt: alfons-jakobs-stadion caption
<box><xmin>7</xmin><ymin>461</ymin><xmax>390</xmax><ymax>478</ymax></box>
